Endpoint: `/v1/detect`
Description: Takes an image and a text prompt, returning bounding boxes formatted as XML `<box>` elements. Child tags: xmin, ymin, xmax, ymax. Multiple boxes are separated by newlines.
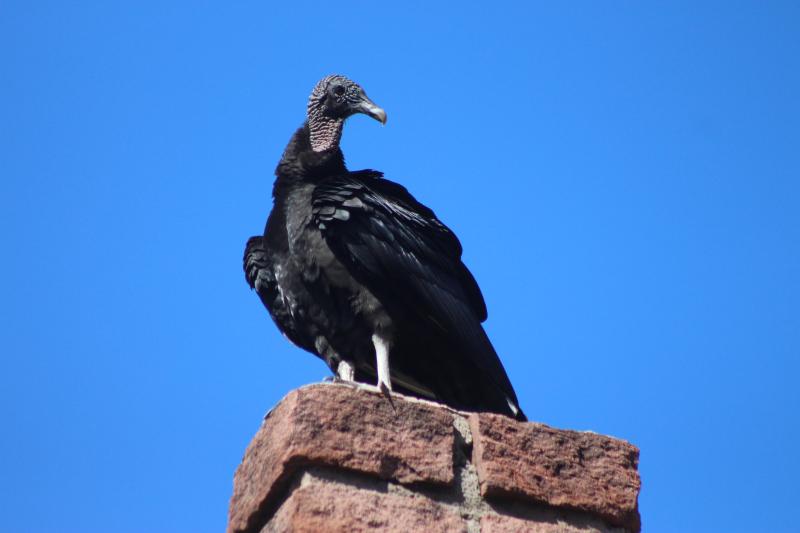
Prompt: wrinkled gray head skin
<box><xmin>306</xmin><ymin>75</ymin><xmax>386</xmax><ymax>152</ymax></box>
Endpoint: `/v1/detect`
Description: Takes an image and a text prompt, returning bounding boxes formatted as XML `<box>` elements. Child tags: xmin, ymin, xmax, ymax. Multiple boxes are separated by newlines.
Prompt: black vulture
<box><xmin>244</xmin><ymin>75</ymin><xmax>525</xmax><ymax>420</ymax></box>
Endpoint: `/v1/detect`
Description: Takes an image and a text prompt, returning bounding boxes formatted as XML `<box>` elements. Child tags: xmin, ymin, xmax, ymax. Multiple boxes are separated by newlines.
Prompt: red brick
<box><xmin>470</xmin><ymin>413</ymin><xmax>640</xmax><ymax>532</ymax></box>
<box><xmin>228</xmin><ymin>384</ymin><xmax>456</xmax><ymax>533</ymax></box>
<box><xmin>263</xmin><ymin>475</ymin><xmax>467</xmax><ymax>533</ymax></box>
<box><xmin>481</xmin><ymin>513</ymin><xmax>599</xmax><ymax>533</ymax></box>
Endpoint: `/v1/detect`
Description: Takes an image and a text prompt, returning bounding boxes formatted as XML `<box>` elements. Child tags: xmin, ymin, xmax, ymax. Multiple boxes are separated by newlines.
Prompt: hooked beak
<box><xmin>355</xmin><ymin>94</ymin><xmax>387</xmax><ymax>125</ymax></box>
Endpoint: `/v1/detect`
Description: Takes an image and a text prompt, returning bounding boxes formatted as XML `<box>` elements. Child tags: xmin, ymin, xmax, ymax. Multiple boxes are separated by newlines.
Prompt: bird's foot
<box><xmin>378</xmin><ymin>380</ymin><xmax>396</xmax><ymax>414</ymax></box>
<box><xmin>323</xmin><ymin>361</ymin><xmax>357</xmax><ymax>385</ymax></box>
<box><xmin>336</xmin><ymin>360</ymin><xmax>355</xmax><ymax>382</ymax></box>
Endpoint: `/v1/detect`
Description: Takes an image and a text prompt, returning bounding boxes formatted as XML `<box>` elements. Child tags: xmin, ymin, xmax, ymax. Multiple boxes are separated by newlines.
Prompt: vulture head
<box><xmin>308</xmin><ymin>75</ymin><xmax>387</xmax><ymax>125</ymax></box>
<box><xmin>306</xmin><ymin>75</ymin><xmax>386</xmax><ymax>152</ymax></box>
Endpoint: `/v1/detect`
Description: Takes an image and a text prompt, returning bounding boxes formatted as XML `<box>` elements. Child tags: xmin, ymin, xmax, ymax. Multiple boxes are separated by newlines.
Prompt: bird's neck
<box><xmin>307</xmin><ymin>105</ymin><xmax>345</xmax><ymax>153</ymax></box>
<box><xmin>274</xmin><ymin>123</ymin><xmax>346</xmax><ymax>194</ymax></box>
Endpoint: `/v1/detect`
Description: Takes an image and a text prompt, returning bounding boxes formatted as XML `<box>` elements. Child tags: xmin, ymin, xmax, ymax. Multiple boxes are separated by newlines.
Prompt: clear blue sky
<box><xmin>2</xmin><ymin>2</ymin><xmax>798</xmax><ymax>532</ymax></box>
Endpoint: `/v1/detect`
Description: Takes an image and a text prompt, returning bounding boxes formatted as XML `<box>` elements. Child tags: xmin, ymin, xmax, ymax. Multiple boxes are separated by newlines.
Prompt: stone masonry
<box><xmin>227</xmin><ymin>384</ymin><xmax>641</xmax><ymax>533</ymax></box>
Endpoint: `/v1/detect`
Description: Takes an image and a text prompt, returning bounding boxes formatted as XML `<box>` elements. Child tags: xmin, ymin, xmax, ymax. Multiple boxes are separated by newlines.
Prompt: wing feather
<box><xmin>312</xmin><ymin>171</ymin><xmax>519</xmax><ymax>408</ymax></box>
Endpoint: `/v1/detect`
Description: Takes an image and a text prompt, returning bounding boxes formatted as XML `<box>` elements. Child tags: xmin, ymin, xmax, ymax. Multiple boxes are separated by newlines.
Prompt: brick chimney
<box><xmin>227</xmin><ymin>384</ymin><xmax>641</xmax><ymax>533</ymax></box>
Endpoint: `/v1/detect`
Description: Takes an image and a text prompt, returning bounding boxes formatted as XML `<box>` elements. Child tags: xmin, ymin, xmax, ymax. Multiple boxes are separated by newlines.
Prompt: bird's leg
<box><xmin>317</xmin><ymin>338</ymin><xmax>354</xmax><ymax>384</ymax></box>
<box><xmin>336</xmin><ymin>360</ymin><xmax>355</xmax><ymax>382</ymax></box>
<box><xmin>371</xmin><ymin>333</ymin><xmax>395</xmax><ymax>412</ymax></box>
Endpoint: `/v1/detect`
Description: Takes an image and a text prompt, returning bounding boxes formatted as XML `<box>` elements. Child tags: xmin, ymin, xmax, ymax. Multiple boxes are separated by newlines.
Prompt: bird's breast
<box><xmin>281</xmin><ymin>182</ymin><xmax>392</xmax><ymax>335</ymax></box>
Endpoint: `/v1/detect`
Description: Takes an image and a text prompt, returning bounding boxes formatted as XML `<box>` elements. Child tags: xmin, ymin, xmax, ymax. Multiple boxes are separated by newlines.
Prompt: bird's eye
<box><xmin>333</xmin><ymin>85</ymin><xmax>346</xmax><ymax>97</ymax></box>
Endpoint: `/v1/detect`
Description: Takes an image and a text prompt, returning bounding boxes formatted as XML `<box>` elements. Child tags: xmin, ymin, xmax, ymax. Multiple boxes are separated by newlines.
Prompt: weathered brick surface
<box><xmin>228</xmin><ymin>385</ymin><xmax>642</xmax><ymax>533</ymax></box>
<box><xmin>480</xmin><ymin>512</ymin><xmax>624</xmax><ymax>533</ymax></box>
<box><xmin>481</xmin><ymin>513</ymin><xmax>592</xmax><ymax>533</ymax></box>
<box><xmin>228</xmin><ymin>384</ymin><xmax>456</xmax><ymax>533</ymax></box>
<box><xmin>262</xmin><ymin>474</ymin><xmax>468</xmax><ymax>533</ymax></box>
<box><xmin>470</xmin><ymin>413</ymin><xmax>640</xmax><ymax>531</ymax></box>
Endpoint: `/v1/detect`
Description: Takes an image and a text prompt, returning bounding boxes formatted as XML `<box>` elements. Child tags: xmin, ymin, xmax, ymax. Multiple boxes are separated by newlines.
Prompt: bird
<box><xmin>244</xmin><ymin>74</ymin><xmax>525</xmax><ymax>421</ymax></box>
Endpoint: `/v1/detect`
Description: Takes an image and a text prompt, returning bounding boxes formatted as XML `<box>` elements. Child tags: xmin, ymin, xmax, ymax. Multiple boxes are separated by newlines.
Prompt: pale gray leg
<box><xmin>337</xmin><ymin>360</ymin><xmax>355</xmax><ymax>382</ymax></box>
<box><xmin>372</xmin><ymin>333</ymin><xmax>392</xmax><ymax>394</ymax></box>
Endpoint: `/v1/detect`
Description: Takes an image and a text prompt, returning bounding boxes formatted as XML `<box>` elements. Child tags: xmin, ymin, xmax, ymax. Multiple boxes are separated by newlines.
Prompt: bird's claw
<box><xmin>378</xmin><ymin>381</ymin><xmax>396</xmax><ymax>413</ymax></box>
